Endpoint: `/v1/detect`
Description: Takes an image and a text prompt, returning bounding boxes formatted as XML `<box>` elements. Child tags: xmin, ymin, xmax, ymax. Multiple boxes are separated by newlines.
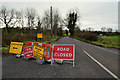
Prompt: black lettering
<box><xmin>13</xmin><ymin>47</ymin><xmax>18</xmax><ymax>49</ymax></box>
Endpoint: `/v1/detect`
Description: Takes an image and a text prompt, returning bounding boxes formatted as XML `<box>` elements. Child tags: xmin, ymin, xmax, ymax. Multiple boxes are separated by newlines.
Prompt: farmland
<box><xmin>92</xmin><ymin>36</ymin><xmax>119</xmax><ymax>48</ymax></box>
<box><xmin>73</xmin><ymin>35</ymin><xmax>119</xmax><ymax>49</ymax></box>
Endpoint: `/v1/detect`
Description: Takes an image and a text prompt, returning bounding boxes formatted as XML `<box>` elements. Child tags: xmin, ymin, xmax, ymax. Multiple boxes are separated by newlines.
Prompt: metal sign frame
<box><xmin>51</xmin><ymin>44</ymin><xmax>75</xmax><ymax>67</ymax></box>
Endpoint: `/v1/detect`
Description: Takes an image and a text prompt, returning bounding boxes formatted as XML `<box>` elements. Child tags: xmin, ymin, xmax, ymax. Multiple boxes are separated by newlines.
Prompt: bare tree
<box><xmin>20</xmin><ymin>11</ymin><xmax>25</xmax><ymax>28</ymax></box>
<box><xmin>42</xmin><ymin>9</ymin><xmax>50</xmax><ymax>29</ymax></box>
<box><xmin>42</xmin><ymin>9</ymin><xmax>50</xmax><ymax>35</ymax></box>
<box><xmin>75</xmin><ymin>26</ymin><xmax>80</xmax><ymax>31</ymax></box>
<box><xmin>10</xmin><ymin>10</ymin><xmax>24</xmax><ymax>28</ymax></box>
<box><xmin>0</xmin><ymin>6</ymin><xmax>15</xmax><ymax>31</ymax></box>
<box><xmin>17</xmin><ymin>10</ymin><xmax>24</xmax><ymax>28</ymax></box>
<box><xmin>86</xmin><ymin>27</ymin><xmax>94</xmax><ymax>31</ymax></box>
<box><xmin>53</xmin><ymin>9</ymin><xmax>61</xmax><ymax>36</ymax></box>
<box><xmin>101</xmin><ymin>27</ymin><xmax>107</xmax><ymax>32</ymax></box>
<box><xmin>107</xmin><ymin>28</ymin><xmax>113</xmax><ymax>32</ymax></box>
<box><xmin>115</xmin><ymin>30</ymin><xmax>118</xmax><ymax>32</ymax></box>
<box><xmin>42</xmin><ymin>8</ymin><xmax>62</xmax><ymax>36</ymax></box>
<box><xmin>25</xmin><ymin>8</ymin><xmax>36</xmax><ymax>29</ymax></box>
<box><xmin>36</xmin><ymin>15</ymin><xmax>42</xmax><ymax>33</ymax></box>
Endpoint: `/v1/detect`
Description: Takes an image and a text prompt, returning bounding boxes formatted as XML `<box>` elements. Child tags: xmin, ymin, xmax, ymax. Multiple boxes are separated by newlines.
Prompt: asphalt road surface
<box><xmin>2</xmin><ymin>37</ymin><xmax>119</xmax><ymax>79</ymax></box>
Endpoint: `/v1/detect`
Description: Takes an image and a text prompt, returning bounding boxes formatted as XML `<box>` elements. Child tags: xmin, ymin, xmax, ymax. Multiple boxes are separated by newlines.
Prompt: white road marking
<box><xmin>84</xmin><ymin>50</ymin><xmax>119</xmax><ymax>79</ymax></box>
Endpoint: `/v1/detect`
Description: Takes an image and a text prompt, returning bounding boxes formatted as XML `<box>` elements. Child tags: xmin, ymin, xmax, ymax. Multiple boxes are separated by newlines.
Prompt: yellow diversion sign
<box><xmin>33</xmin><ymin>44</ymin><xmax>44</xmax><ymax>60</ymax></box>
<box><xmin>37</xmin><ymin>33</ymin><xmax>42</xmax><ymax>38</ymax></box>
<box><xmin>9</xmin><ymin>42</ymin><xmax>23</xmax><ymax>54</ymax></box>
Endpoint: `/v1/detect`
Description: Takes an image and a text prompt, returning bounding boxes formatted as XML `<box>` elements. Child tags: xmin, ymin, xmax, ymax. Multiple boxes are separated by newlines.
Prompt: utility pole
<box><xmin>50</xmin><ymin>6</ymin><xmax>53</xmax><ymax>38</ymax></box>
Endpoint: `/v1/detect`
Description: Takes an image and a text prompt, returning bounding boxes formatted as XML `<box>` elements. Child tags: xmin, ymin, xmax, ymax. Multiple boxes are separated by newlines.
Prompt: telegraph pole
<box><xmin>50</xmin><ymin>6</ymin><xmax>53</xmax><ymax>38</ymax></box>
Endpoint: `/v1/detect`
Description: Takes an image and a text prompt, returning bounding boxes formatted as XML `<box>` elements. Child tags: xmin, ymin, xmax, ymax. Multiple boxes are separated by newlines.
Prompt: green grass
<box><xmin>63</xmin><ymin>34</ymin><xmax>67</xmax><ymax>37</ymax></box>
<box><xmin>100</xmin><ymin>36</ymin><xmax>118</xmax><ymax>44</ymax></box>
<box><xmin>63</xmin><ymin>33</ymin><xmax>70</xmax><ymax>37</ymax></box>
<box><xmin>92</xmin><ymin>36</ymin><xmax>119</xmax><ymax>48</ymax></box>
<box><xmin>37</xmin><ymin>38</ymin><xmax>58</xmax><ymax>43</ymax></box>
<box><xmin>1</xmin><ymin>45</ymin><xmax>9</xmax><ymax>54</ymax></box>
<box><xmin>73</xmin><ymin>36</ymin><xmax>120</xmax><ymax>49</ymax></box>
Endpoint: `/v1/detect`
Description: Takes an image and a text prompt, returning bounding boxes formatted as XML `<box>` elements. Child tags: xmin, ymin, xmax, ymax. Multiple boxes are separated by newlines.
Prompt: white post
<box><xmin>73</xmin><ymin>60</ymin><xmax>75</xmax><ymax>67</ymax></box>
<box><xmin>51</xmin><ymin>59</ymin><xmax>52</xmax><ymax>66</ymax></box>
<box><xmin>51</xmin><ymin>51</ymin><xmax>53</xmax><ymax>66</ymax></box>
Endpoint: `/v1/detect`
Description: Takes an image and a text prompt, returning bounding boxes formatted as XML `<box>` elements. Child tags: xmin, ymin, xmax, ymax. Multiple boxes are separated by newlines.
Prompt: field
<box><xmin>92</xmin><ymin>36</ymin><xmax>119</xmax><ymax>48</ymax></box>
<box><xmin>73</xmin><ymin>36</ymin><xmax>119</xmax><ymax>49</ymax></box>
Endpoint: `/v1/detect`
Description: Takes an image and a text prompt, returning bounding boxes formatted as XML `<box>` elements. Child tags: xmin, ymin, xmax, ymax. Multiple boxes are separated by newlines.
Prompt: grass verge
<box><xmin>72</xmin><ymin>36</ymin><xmax>120</xmax><ymax>49</ymax></box>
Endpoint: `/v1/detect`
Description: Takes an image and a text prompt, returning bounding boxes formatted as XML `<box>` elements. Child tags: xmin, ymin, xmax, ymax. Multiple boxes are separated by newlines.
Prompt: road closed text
<box><xmin>54</xmin><ymin>53</ymin><xmax>72</xmax><ymax>57</ymax></box>
<box><xmin>54</xmin><ymin>47</ymin><xmax>72</xmax><ymax>57</ymax></box>
<box><xmin>53</xmin><ymin>45</ymin><xmax>74</xmax><ymax>60</ymax></box>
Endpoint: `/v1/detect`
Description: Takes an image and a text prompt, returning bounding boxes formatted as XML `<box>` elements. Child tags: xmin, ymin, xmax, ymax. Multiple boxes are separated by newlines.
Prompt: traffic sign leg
<box><xmin>73</xmin><ymin>60</ymin><xmax>75</xmax><ymax>67</ymax></box>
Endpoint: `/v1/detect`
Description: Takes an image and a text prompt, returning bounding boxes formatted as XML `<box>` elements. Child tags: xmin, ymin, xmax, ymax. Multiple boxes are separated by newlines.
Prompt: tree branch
<box><xmin>0</xmin><ymin>18</ymin><xmax>4</xmax><ymax>22</ymax></box>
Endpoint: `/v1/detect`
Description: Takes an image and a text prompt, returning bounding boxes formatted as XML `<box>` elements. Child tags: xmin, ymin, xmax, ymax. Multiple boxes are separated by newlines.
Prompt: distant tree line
<box><xmin>0</xmin><ymin>6</ymin><xmax>119</xmax><ymax>46</ymax></box>
<box><xmin>82</xmin><ymin>27</ymin><xmax>119</xmax><ymax>36</ymax></box>
<box><xmin>0</xmin><ymin>6</ymin><xmax>64</xmax><ymax>37</ymax></box>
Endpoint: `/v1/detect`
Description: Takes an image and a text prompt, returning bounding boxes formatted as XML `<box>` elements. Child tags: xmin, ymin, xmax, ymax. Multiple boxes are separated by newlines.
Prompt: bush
<box><xmin>2</xmin><ymin>28</ymin><xmax>37</xmax><ymax>46</ymax></box>
<box><xmin>2</xmin><ymin>27</ymin><xmax>58</xmax><ymax>46</ymax></box>
<box><xmin>2</xmin><ymin>34</ymin><xmax>11</xmax><ymax>46</ymax></box>
<box><xmin>75</xmin><ymin>31</ymin><xmax>98</xmax><ymax>41</ymax></box>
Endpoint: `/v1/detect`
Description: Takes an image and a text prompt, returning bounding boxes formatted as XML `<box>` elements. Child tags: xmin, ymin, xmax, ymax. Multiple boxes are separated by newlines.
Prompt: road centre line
<box><xmin>84</xmin><ymin>50</ymin><xmax>119</xmax><ymax>79</ymax></box>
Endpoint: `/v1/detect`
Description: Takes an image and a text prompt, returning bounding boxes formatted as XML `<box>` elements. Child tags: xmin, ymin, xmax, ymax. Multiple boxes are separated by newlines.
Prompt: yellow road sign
<box><xmin>37</xmin><ymin>33</ymin><xmax>42</xmax><ymax>38</ymax></box>
<box><xmin>9</xmin><ymin>42</ymin><xmax>23</xmax><ymax>54</ymax></box>
<box><xmin>33</xmin><ymin>44</ymin><xmax>44</xmax><ymax>60</ymax></box>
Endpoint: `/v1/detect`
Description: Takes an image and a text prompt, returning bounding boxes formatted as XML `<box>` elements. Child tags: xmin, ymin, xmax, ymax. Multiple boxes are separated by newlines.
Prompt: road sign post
<box><xmin>52</xmin><ymin>44</ymin><xmax>75</xmax><ymax>67</ymax></box>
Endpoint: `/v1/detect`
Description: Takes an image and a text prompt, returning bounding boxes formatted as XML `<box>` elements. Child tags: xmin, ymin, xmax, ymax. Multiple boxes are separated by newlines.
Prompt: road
<box><xmin>2</xmin><ymin>37</ymin><xmax>119</xmax><ymax>79</ymax></box>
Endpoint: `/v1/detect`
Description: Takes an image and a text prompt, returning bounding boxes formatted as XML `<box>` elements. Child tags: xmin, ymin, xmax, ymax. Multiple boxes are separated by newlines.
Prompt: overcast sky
<box><xmin>0</xmin><ymin>1</ymin><xmax>118</xmax><ymax>31</ymax></box>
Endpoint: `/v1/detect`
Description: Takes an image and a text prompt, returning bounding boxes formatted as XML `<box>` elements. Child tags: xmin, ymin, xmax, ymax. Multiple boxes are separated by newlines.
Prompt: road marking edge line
<box><xmin>84</xmin><ymin>50</ymin><xmax>119</xmax><ymax>79</ymax></box>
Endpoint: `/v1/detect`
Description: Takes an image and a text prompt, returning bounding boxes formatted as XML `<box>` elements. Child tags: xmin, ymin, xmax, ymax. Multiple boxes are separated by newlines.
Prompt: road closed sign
<box><xmin>33</xmin><ymin>44</ymin><xmax>44</xmax><ymax>60</ymax></box>
<box><xmin>9</xmin><ymin>42</ymin><xmax>23</xmax><ymax>54</ymax></box>
<box><xmin>52</xmin><ymin>44</ymin><xmax>75</xmax><ymax>67</ymax></box>
<box><xmin>53</xmin><ymin>44</ymin><xmax>74</xmax><ymax>60</ymax></box>
<box><xmin>24</xmin><ymin>46</ymin><xmax>34</xmax><ymax>59</ymax></box>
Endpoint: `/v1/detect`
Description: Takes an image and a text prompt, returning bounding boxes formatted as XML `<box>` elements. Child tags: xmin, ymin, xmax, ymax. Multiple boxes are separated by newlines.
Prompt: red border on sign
<box><xmin>24</xmin><ymin>46</ymin><xmax>34</xmax><ymax>59</ymax></box>
<box><xmin>52</xmin><ymin>45</ymin><xmax>74</xmax><ymax>60</ymax></box>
